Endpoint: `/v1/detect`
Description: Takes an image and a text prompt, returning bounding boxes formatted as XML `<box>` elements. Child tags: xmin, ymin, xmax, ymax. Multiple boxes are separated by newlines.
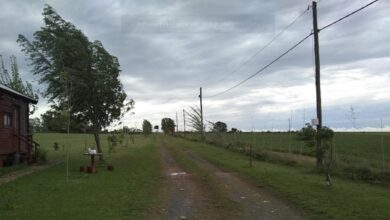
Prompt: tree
<box><xmin>212</xmin><ymin>121</ymin><xmax>227</xmax><ymax>132</ymax></box>
<box><xmin>186</xmin><ymin>106</ymin><xmax>204</xmax><ymax>132</ymax></box>
<box><xmin>30</xmin><ymin>117</ymin><xmax>43</xmax><ymax>132</ymax></box>
<box><xmin>346</xmin><ymin>106</ymin><xmax>359</xmax><ymax>130</ymax></box>
<box><xmin>17</xmin><ymin>5</ymin><xmax>134</xmax><ymax>160</ymax></box>
<box><xmin>40</xmin><ymin>104</ymin><xmax>87</xmax><ymax>133</ymax></box>
<box><xmin>0</xmin><ymin>54</ymin><xmax>39</xmax><ymax>113</ymax></box>
<box><xmin>142</xmin><ymin>119</ymin><xmax>152</xmax><ymax>136</ymax></box>
<box><xmin>230</xmin><ymin>128</ymin><xmax>239</xmax><ymax>133</ymax></box>
<box><xmin>297</xmin><ymin>123</ymin><xmax>335</xmax><ymax>185</ymax></box>
<box><xmin>161</xmin><ymin>118</ymin><xmax>175</xmax><ymax>135</ymax></box>
<box><xmin>154</xmin><ymin>125</ymin><xmax>159</xmax><ymax>130</ymax></box>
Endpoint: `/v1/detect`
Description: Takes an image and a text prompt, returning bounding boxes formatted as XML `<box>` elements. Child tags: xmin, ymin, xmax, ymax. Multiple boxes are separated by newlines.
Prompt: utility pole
<box><xmin>176</xmin><ymin>111</ymin><xmax>179</xmax><ymax>133</ymax></box>
<box><xmin>288</xmin><ymin>118</ymin><xmax>291</xmax><ymax>132</ymax></box>
<box><xmin>312</xmin><ymin>1</ymin><xmax>322</xmax><ymax>169</ymax></box>
<box><xmin>199</xmin><ymin>87</ymin><xmax>204</xmax><ymax>141</ymax></box>
<box><xmin>183</xmin><ymin>109</ymin><xmax>186</xmax><ymax>135</ymax></box>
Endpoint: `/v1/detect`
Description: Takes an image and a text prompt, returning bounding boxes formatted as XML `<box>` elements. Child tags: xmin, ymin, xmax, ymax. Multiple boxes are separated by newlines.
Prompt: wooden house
<box><xmin>0</xmin><ymin>84</ymin><xmax>38</xmax><ymax>166</ymax></box>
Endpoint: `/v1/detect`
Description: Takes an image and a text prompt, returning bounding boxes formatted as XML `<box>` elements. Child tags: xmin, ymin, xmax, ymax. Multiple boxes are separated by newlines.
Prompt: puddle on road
<box><xmin>170</xmin><ymin>172</ymin><xmax>187</xmax><ymax>176</ymax></box>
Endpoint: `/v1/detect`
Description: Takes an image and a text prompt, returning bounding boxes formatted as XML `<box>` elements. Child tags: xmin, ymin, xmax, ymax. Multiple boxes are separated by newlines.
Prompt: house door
<box><xmin>13</xmin><ymin>106</ymin><xmax>20</xmax><ymax>152</ymax></box>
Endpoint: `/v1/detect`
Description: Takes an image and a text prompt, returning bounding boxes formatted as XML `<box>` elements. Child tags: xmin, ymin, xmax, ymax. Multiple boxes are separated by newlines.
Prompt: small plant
<box><xmin>118</xmin><ymin>132</ymin><xmax>125</xmax><ymax>146</ymax></box>
<box><xmin>53</xmin><ymin>142</ymin><xmax>59</xmax><ymax>151</ymax></box>
<box><xmin>107</xmin><ymin>134</ymin><xmax>118</xmax><ymax>153</ymax></box>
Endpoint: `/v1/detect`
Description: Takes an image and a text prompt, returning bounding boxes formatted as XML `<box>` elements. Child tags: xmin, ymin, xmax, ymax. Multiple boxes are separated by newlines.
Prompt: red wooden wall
<box><xmin>0</xmin><ymin>91</ymin><xmax>29</xmax><ymax>158</ymax></box>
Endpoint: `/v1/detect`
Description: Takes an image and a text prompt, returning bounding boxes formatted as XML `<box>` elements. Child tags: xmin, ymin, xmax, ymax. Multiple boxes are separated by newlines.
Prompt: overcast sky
<box><xmin>1</xmin><ymin>0</ymin><xmax>389</xmax><ymax>131</ymax></box>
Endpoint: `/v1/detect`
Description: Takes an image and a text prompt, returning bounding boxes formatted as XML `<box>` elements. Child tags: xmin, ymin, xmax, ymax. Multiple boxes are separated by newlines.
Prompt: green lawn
<box><xmin>0</xmin><ymin>133</ymin><xmax>162</xmax><ymax>219</ymax></box>
<box><xmin>2</xmin><ymin>133</ymin><xmax>390</xmax><ymax>219</ymax></box>
<box><xmin>171</xmin><ymin>136</ymin><xmax>390</xmax><ymax>220</ymax></box>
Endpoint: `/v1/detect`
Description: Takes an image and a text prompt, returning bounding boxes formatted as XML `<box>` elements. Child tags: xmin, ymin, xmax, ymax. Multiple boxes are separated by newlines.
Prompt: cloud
<box><xmin>0</xmin><ymin>0</ymin><xmax>388</xmax><ymax>131</ymax></box>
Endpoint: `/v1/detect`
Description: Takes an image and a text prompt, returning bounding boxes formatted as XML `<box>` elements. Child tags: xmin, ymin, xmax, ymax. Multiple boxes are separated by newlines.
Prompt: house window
<box><xmin>3</xmin><ymin>112</ymin><xmax>11</xmax><ymax>128</ymax></box>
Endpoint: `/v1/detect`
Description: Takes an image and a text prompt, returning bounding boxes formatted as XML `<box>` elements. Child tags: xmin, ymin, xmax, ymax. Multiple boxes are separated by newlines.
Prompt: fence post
<box><xmin>249</xmin><ymin>144</ymin><xmax>253</xmax><ymax>168</ymax></box>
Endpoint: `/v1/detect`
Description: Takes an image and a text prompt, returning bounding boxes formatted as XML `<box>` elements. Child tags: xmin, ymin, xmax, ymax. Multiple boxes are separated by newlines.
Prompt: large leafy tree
<box><xmin>212</xmin><ymin>121</ymin><xmax>227</xmax><ymax>132</ymax></box>
<box><xmin>40</xmin><ymin>104</ymin><xmax>87</xmax><ymax>133</ymax></box>
<box><xmin>17</xmin><ymin>5</ymin><xmax>133</xmax><ymax>159</ymax></box>
<box><xmin>142</xmin><ymin>119</ymin><xmax>152</xmax><ymax>136</ymax></box>
<box><xmin>161</xmin><ymin>118</ymin><xmax>175</xmax><ymax>135</ymax></box>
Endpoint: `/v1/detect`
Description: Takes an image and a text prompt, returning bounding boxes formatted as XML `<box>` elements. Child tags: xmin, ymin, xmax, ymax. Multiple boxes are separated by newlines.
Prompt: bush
<box><xmin>33</xmin><ymin>148</ymin><xmax>48</xmax><ymax>163</ymax></box>
<box><xmin>53</xmin><ymin>142</ymin><xmax>59</xmax><ymax>151</ymax></box>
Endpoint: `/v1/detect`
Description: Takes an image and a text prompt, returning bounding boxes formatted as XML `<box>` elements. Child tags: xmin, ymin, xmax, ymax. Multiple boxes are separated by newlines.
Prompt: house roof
<box><xmin>0</xmin><ymin>84</ymin><xmax>38</xmax><ymax>104</ymax></box>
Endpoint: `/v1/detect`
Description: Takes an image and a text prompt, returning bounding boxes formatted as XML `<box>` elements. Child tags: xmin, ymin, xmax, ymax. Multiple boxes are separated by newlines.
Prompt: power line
<box><xmin>203</xmin><ymin>5</ymin><xmax>311</xmax><ymax>88</ymax></box>
<box><xmin>204</xmin><ymin>0</ymin><xmax>379</xmax><ymax>98</ymax></box>
<box><xmin>319</xmin><ymin>0</ymin><xmax>379</xmax><ymax>32</ymax></box>
<box><xmin>205</xmin><ymin>32</ymin><xmax>313</xmax><ymax>98</ymax></box>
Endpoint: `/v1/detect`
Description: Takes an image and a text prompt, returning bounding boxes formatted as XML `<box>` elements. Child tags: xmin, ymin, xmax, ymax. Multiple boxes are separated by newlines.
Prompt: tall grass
<box><xmin>181</xmin><ymin>132</ymin><xmax>390</xmax><ymax>183</ymax></box>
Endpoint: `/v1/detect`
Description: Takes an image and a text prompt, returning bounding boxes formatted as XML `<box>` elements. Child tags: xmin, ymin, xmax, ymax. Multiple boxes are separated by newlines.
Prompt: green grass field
<box><xmin>171</xmin><ymin>136</ymin><xmax>390</xmax><ymax>220</ymax></box>
<box><xmin>2</xmin><ymin>133</ymin><xmax>390</xmax><ymax>219</ymax></box>
<box><xmin>184</xmin><ymin>132</ymin><xmax>390</xmax><ymax>180</ymax></box>
<box><xmin>0</xmin><ymin>133</ymin><xmax>162</xmax><ymax>219</ymax></box>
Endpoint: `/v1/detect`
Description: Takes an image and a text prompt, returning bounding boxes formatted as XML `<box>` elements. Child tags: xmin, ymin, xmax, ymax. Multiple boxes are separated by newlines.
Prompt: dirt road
<box><xmin>155</xmin><ymin>137</ymin><xmax>304</xmax><ymax>220</ymax></box>
<box><xmin>157</xmin><ymin>137</ymin><xmax>238</xmax><ymax>219</ymax></box>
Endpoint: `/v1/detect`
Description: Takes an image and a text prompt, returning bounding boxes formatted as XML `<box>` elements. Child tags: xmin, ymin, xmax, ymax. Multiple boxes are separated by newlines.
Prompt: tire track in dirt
<box><xmin>158</xmin><ymin>137</ymin><xmax>231</xmax><ymax>219</ymax></box>
<box><xmin>181</xmin><ymin>147</ymin><xmax>305</xmax><ymax>220</ymax></box>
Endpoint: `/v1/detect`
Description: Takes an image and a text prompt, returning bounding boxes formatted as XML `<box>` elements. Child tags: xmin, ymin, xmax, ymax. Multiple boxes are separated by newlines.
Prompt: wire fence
<box><xmin>179</xmin><ymin>127</ymin><xmax>390</xmax><ymax>182</ymax></box>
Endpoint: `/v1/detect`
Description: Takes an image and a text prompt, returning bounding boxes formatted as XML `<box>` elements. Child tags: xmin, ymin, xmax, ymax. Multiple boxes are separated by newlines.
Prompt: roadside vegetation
<box><xmin>181</xmin><ymin>131</ymin><xmax>390</xmax><ymax>184</ymax></box>
<box><xmin>171</xmin><ymin>136</ymin><xmax>390</xmax><ymax>220</ymax></box>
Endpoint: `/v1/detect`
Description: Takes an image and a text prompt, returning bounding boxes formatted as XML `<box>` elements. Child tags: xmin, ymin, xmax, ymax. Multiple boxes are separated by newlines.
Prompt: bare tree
<box><xmin>346</xmin><ymin>106</ymin><xmax>359</xmax><ymax>130</ymax></box>
<box><xmin>186</xmin><ymin>106</ymin><xmax>205</xmax><ymax>133</ymax></box>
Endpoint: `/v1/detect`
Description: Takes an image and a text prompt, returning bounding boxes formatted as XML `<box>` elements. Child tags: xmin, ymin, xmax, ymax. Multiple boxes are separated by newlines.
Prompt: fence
<box><xmin>180</xmin><ymin>131</ymin><xmax>390</xmax><ymax>182</ymax></box>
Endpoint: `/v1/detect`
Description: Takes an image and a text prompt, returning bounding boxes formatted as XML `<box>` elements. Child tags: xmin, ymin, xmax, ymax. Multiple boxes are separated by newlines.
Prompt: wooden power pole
<box><xmin>312</xmin><ymin>1</ymin><xmax>322</xmax><ymax>169</ymax></box>
<box><xmin>199</xmin><ymin>87</ymin><xmax>204</xmax><ymax>141</ymax></box>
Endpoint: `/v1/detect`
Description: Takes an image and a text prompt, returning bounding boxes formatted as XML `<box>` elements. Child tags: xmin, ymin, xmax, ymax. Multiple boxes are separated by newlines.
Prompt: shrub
<box><xmin>33</xmin><ymin>148</ymin><xmax>48</xmax><ymax>163</ymax></box>
<box><xmin>53</xmin><ymin>142</ymin><xmax>59</xmax><ymax>151</ymax></box>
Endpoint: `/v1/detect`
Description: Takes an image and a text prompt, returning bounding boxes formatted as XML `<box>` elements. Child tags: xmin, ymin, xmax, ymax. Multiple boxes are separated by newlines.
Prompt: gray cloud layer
<box><xmin>1</xmin><ymin>0</ymin><xmax>389</xmax><ymax>131</ymax></box>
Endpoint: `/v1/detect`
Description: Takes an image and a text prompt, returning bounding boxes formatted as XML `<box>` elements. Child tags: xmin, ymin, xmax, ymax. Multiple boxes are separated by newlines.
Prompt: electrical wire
<box><xmin>204</xmin><ymin>0</ymin><xmax>379</xmax><ymax>98</ymax></box>
<box><xmin>205</xmin><ymin>32</ymin><xmax>313</xmax><ymax>98</ymax></box>
<box><xmin>203</xmin><ymin>5</ymin><xmax>311</xmax><ymax>88</ymax></box>
<box><xmin>319</xmin><ymin>0</ymin><xmax>379</xmax><ymax>32</ymax></box>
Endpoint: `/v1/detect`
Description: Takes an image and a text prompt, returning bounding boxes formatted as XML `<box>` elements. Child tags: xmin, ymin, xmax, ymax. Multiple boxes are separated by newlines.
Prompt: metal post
<box><xmin>199</xmin><ymin>87</ymin><xmax>204</xmax><ymax>141</ymax></box>
<box><xmin>176</xmin><ymin>111</ymin><xmax>178</xmax><ymax>133</ymax></box>
<box><xmin>183</xmin><ymin>109</ymin><xmax>186</xmax><ymax>136</ymax></box>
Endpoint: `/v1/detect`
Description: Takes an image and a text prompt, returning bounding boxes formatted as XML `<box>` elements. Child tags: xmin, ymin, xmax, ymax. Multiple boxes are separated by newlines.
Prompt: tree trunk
<box><xmin>93</xmin><ymin>131</ymin><xmax>104</xmax><ymax>161</ymax></box>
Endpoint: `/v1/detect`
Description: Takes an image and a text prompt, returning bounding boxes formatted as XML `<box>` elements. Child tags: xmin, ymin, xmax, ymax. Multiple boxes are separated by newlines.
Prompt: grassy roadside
<box><xmin>164</xmin><ymin>137</ymin><xmax>241</xmax><ymax>215</ymax></box>
<box><xmin>171</xmin><ymin>137</ymin><xmax>390</xmax><ymax>220</ymax></box>
<box><xmin>0</xmin><ymin>134</ymin><xmax>163</xmax><ymax>220</ymax></box>
<box><xmin>0</xmin><ymin>164</ymin><xmax>28</xmax><ymax>177</ymax></box>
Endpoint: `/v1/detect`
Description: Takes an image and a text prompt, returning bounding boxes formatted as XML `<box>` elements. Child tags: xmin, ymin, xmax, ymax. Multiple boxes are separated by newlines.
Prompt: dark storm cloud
<box><xmin>0</xmin><ymin>0</ymin><xmax>389</xmax><ymax>130</ymax></box>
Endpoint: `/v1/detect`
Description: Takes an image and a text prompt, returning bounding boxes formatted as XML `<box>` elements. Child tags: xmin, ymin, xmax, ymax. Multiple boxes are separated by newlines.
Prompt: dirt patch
<box><xmin>0</xmin><ymin>161</ymin><xmax>63</xmax><ymax>185</ymax></box>
<box><xmin>183</xmin><ymin>148</ymin><xmax>305</xmax><ymax>220</ymax></box>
